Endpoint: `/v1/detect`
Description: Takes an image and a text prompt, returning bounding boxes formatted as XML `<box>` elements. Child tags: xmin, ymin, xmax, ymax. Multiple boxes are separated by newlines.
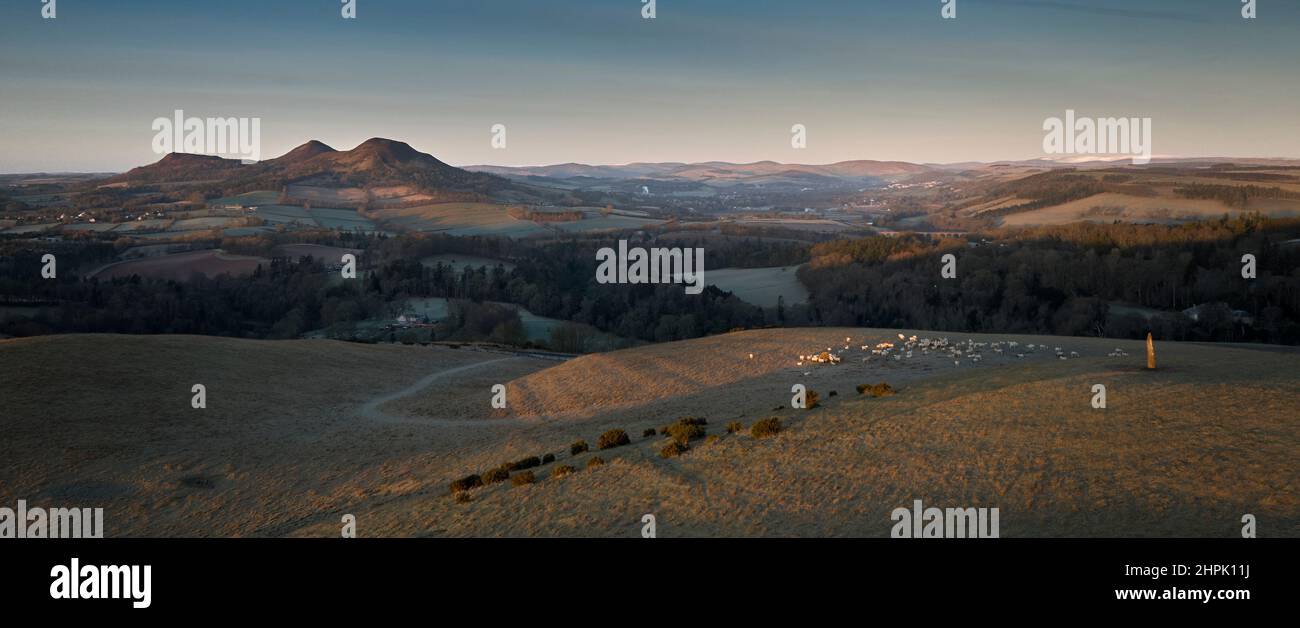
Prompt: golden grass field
<box><xmin>1</xmin><ymin>329</ymin><xmax>1295</xmax><ymax>537</ymax></box>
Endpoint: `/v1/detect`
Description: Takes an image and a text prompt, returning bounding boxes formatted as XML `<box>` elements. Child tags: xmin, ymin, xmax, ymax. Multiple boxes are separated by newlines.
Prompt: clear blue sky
<box><xmin>1</xmin><ymin>0</ymin><xmax>1296</xmax><ymax>172</ymax></box>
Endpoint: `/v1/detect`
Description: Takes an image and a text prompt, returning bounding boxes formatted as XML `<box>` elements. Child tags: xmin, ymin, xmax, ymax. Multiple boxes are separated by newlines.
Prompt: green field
<box><xmin>705</xmin><ymin>265</ymin><xmax>809</xmax><ymax>308</ymax></box>
<box><xmin>308</xmin><ymin>207</ymin><xmax>378</xmax><ymax>231</ymax></box>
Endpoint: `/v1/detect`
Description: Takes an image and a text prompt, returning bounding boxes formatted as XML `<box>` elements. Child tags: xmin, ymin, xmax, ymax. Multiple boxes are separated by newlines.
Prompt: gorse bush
<box><xmin>665</xmin><ymin>419</ymin><xmax>706</xmax><ymax>445</ymax></box>
<box><xmin>660</xmin><ymin>441</ymin><xmax>688</xmax><ymax>458</ymax></box>
<box><xmin>483</xmin><ymin>467</ymin><xmax>509</xmax><ymax>484</ymax></box>
<box><xmin>751</xmin><ymin>417</ymin><xmax>782</xmax><ymax>439</ymax></box>
<box><xmin>449</xmin><ymin>474</ymin><xmax>483</xmax><ymax>493</ymax></box>
<box><xmin>597</xmin><ymin>429</ymin><xmax>630</xmax><ymax>450</ymax></box>
<box><xmin>856</xmin><ymin>382</ymin><xmax>896</xmax><ymax>397</ymax></box>
<box><xmin>541</xmin><ymin>453</ymin><xmax>555</xmax><ymax>464</ymax></box>
<box><xmin>505</xmin><ymin>456</ymin><xmax>541</xmax><ymax>471</ymax></box>
<box><xmin>643</xmin><ymin>428</ymin><xmax>658</xmax><ymax>438</ymax></box>
<box><xmin>570</xmin><ymin>440</ymin><xmax>589</xmax><ymax>455</ymax></box>
<box><xmin>660</xmin><ymin>416</ymin><xmax>707</xmax><ymax>434</ymax></box>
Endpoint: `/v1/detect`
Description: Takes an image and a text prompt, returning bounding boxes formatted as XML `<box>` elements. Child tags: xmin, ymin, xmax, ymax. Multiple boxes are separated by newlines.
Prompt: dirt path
<box><xmin>357</xmin><ymin>357</ymin><xmax>514</xmax><ymax>424</ymax></box>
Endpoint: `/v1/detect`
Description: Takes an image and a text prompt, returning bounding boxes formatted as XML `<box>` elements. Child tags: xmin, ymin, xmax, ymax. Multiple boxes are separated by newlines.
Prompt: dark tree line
<box><xmin>798</xmin><ymin>215</ymin><xmax>1300</xmax><ymax>344</ymax></box>
<box><xmin>3</xmin><ymin>216</ymin><xmax>1297</xmax><ymax>346</ymax></box>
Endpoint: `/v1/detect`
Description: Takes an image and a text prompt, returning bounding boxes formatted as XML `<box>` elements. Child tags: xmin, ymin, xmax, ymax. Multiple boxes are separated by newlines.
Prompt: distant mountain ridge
<box><xmin>465</xmin><ymin>159</ymin><xmax>932</xmax><ymax>185</ymax></box>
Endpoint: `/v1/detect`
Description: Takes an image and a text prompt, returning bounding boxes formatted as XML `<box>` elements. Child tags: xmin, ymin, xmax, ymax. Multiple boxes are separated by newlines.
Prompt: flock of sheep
<box><xmin>778</xmin><ymin>333</ymin><xmax>1132</xmax><ymax>373</ymax></box>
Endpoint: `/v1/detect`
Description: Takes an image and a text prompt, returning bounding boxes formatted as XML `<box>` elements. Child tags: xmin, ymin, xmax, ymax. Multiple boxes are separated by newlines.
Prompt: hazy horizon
<box><xmin>3</xmin><ymin>0</ymin><xmax>1298</xmax><ymax>172</ymax></box>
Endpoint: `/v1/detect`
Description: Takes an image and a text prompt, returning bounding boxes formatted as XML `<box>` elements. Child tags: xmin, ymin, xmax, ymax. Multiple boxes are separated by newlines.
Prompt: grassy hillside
<box><xmin>2</xmin><ymin>330</ymin><xmax>1295</xmax><ymax>537</ymax></box>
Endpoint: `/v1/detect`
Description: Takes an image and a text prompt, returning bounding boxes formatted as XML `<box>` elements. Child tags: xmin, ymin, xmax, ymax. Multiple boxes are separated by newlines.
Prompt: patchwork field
<box><xmin>366</xmin><ymin>203</ymin><xmax>548</xmax><ymax>237</ymax></box>
<box><xmin>549</xmin><ymin>211</ymin><xmax>666</xmax><ymax>232</ymax></box>
<box><xmin>1</xmin><ymin>329</ymin><xmax>1294</xmax><ymax>537</ymax></box>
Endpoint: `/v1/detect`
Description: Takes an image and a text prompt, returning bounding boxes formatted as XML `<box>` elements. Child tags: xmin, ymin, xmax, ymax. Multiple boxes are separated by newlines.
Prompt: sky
<box><xmin>1</xmin><ymin>0</ymin><xmax>1297</xmax><ymax>172</ymax></box>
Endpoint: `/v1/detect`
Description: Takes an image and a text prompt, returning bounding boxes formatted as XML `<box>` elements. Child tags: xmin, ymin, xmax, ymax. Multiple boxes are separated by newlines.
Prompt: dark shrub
<box><xmin>643</xmin><ymin>428</ymin><xmax>657</xmax><ymax>438</ymax></box>
<box><xmin>586</xmin><ymin>456</ymin><xmax>606</xmax><ymax>469</ymax></box>
<box><xmin>449</xmin><ymin>474</ymin><xmax>483</xmax><ymax>493</ymax></box>
<box><xmin>857</xmin><ymin>382</ymin><xmax>896</xmax><ymax>397</ymax></box>
<box><xmin>751</xmin><ymin>417</ymin><xmax>782</xmax><ymax>439</ymax></box>
<box><xmin>505</xmin><ymin>456</ymin><xmax>541</xmax><ymax>471</ymax></box>
<box><xmin>553</xmin><ymin>464</ymin><xmax>575</xmax><ymax>478</ymax></box>
<box><xmin>511</xmin><ymin>471</ymin><xmax>536</xmax><ymax>486</ymax></box>
<box><xmin>828</xmin><ymin>390</ymin><xmax>837</xmax><ymax>397</ymax></box>
<box><xmin>660</xmin><ymin>441</ymin><xmax>688</xmax><ymax>458</ymax></box>
<box><xmin>570</xmin><ymin>440</ymin><xmax>589</xmax><ymax>455</ymax></box>
<box><xmin>541</xmin><ymin>453</ymin><xmax>555</xmax><ymax>464</ymax></box>
<box><xmin>725</xmin><ymin>421</ymin><xmax>744</xmax><ymax>434</ymax></box>
<box><xmin>455</xmin><ymin>491</ymin><xmax>472</xmax><ymax>504</ymax></box>
<box><xmin>597</xmin><ymin>429</ymin><xmax>631</xmax><ymax>450</ymax></box>
<box><xmin>483</xmin><ymin>467</ymin><xmax>509</xmax><ymax>484</ymax></box>
<box><xmin>665</xmin><ymin>419</ymin><xmax>706</xmax><ymax>445</ymax></box>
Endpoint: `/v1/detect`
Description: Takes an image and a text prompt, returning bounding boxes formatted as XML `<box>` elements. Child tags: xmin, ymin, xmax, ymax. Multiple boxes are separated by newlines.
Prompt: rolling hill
<box><xmin>3</xmin><ymin>329</ymin><xmax>1295</xmax><ymax>537</ymax></box>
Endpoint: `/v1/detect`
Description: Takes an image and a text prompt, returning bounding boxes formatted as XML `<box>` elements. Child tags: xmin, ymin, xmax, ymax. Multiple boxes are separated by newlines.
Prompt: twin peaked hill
<box><xmin>106</xmin><ymin>138</ymin><xmax>506</xmax><ymax>197</ymax></box>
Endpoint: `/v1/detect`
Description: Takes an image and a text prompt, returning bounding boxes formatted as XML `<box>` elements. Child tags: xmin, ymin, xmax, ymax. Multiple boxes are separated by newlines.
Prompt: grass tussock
<box><xmin>511</xmin><ymin>471</ymin><xmax>536</xmax><ymax>486</ymax></box>
<box><xmin>725</xmin><ymin>420</ymin><xmax>744</xmax><ymax>434</ymax></box>
<box><xmin>586</xmin><ymin>456</ymin><xmax>606</xmax><ymax>469</ymax></box>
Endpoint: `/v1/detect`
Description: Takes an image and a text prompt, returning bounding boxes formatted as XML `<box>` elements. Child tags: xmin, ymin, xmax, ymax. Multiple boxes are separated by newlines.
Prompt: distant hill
<box><xmin>101</xmin><ymin>138</ymin><xmax>510</xmax><ymax>200</ymax></box>
<box><xmin>467</xmin><ymin>159</ymin><xmax>933</xmax><ymax>187</ymax></box>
